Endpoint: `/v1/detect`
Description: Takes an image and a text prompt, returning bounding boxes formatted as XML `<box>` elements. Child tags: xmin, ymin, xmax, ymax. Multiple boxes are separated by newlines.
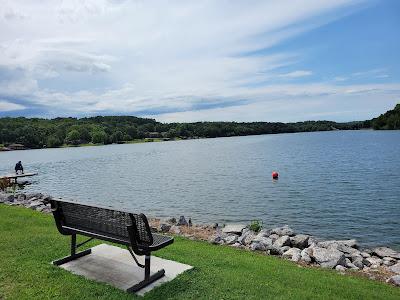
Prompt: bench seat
<box><xmin>50</xmin><ymin>199</ymin><xmax>174</xmax><ymax>293</ymax></box>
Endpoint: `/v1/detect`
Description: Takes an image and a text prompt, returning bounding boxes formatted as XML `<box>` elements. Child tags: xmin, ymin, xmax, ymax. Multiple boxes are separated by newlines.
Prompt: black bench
<box><xmin>50</xmin><ymin>199</ymin><xmax>174</xmax><ymax>292</ymax></box>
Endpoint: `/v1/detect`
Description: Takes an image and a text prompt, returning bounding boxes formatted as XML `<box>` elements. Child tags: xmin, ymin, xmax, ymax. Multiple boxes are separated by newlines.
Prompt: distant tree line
<box><xmin>0</xmin><ymin>114</ymin><xmax>373</xmax><ymax>149</ymax></box>
<box><xmin>371</xmin><ymin>104</ymin><xmax>400</xmax><ymax>130</ymax></box>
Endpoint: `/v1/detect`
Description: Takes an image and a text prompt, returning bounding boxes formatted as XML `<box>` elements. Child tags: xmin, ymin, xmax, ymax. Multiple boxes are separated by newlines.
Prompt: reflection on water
<box><xmin>0</xmin><ymin>130</ymin><xmax>399</xmax><ymax>249</ymax></box>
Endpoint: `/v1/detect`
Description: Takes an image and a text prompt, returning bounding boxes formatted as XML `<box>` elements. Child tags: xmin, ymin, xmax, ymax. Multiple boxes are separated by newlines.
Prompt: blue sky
<box><xmin>0</xmin><ymin>0</ymin><xmax>399</xmax><ymax>122</ymax></box>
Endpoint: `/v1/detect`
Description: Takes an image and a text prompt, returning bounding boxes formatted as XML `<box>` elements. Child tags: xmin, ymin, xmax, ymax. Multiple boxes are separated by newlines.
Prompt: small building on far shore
<box><xmin>8</xmin><ymin>143</ymin><xmax>26</xmax><ymax>150</ymax></box>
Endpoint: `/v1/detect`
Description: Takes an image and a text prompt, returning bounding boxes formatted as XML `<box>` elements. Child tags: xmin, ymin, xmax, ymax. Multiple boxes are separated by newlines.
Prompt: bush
<box><xmin>91</xmin><ymin>130</ymin><xmax>108</xmax><ymax>144</ymax></box>
<box><xmin>46</xmin><ymin>135</ymin><xmax>62</xmax><ymax>148</ymax></box>
<box><xmin>249</xmin><ymin>220</ymin><xmax>263</xmax><ymax>233</ymax></box>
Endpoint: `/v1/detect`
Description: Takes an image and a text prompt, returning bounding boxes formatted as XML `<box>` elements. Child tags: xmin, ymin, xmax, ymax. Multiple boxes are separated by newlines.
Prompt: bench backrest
<box><xmin>51</xmin><ymin>200</ymin><xmax>153</xmax><ymax>247</ymax></box>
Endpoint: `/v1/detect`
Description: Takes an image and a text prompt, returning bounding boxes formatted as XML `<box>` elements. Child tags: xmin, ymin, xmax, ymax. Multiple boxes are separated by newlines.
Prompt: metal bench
<box><xmin>50</xmin><ymin>199</ymin><xmax>174</xmax><ymax>292</ymax></box>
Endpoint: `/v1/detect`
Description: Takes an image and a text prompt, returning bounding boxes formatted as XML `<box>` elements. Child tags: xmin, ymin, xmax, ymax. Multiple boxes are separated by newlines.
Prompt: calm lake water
<box><xmin>1</xmin><ymin>130</ymin><xmax>399</xmax><ymax>249</ymax></box>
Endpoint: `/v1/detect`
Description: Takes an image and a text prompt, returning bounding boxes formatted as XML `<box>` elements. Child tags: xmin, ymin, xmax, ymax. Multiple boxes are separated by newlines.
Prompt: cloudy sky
<box><xmin>0</xmin><ymin>0</ymin><xmax>399</xmax><ymax>122</ymax></box>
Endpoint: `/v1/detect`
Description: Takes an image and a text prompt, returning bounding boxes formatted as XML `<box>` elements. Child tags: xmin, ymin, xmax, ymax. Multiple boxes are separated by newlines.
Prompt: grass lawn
<box><xmin>0</xmin><ymin>205</ymin><xmax>399</xmax><ymax>300</ymax></box>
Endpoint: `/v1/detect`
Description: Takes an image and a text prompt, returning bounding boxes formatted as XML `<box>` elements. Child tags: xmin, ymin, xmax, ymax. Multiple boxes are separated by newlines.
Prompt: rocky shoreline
<box><xmin>1</xmin><ymin>191</ymin><xmax>399</xmax><ymax>287</ymax></box>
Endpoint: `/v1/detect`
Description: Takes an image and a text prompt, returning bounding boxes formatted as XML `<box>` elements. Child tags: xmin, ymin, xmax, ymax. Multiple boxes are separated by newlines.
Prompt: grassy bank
<box><xmin>0</xmin><ymin>205</ymin><xmax>399</xmax><ymax>299</ymax></box>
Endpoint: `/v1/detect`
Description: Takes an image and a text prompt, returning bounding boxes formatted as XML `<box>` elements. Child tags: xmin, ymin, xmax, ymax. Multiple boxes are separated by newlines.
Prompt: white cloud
<box><xmin>0</xmin><ymin>100</ymin><xmax>25</xmax><ymax>111</ymax></box>
<box><xmin>278</xmin><ymin>70</ymin><xmax>313</xmax><ymax>78</ymax></box>
<box><xmin>1</xmin><ymin>0</ymin><xmax>395</xmax><ymax>122</ymax></box>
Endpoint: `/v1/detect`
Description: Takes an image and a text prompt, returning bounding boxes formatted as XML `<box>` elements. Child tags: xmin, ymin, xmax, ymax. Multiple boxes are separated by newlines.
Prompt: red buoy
<box><xmin>272</xmin><ymin>171</ymin><xmax>279</xmax><ymax>179</ymax></box>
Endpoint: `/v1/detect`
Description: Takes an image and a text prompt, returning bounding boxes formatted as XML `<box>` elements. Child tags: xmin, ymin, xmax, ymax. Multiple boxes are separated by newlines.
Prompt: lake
<box><xmin>1</xmin><ymin>130</ymin><xmax>399</xmax><ymax>249</ymax></box>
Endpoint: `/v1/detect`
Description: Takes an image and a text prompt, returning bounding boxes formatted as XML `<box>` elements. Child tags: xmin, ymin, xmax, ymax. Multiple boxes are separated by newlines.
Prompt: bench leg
<box><xmin>53</xmin><ymin>234</ymin><xmax>92</xmax><ymax>266</ymax></box>
<box><xmin>126</xmin><ymin>255</ymin><xmax>166</xmax><ymax>293</ymax></box>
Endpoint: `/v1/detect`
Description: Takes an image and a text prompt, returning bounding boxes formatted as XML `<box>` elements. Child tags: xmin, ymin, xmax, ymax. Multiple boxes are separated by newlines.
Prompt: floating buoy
<box><xmin>272</xmin><ymin>171</ymin><xmax>279</xmax><ymax>179</ymax></box>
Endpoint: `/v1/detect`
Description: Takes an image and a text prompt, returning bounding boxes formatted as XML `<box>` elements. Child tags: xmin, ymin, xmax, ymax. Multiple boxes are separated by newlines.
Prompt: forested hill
<box><xmin>372</xmin><ymin>104</ymin><xmax>400</xmax><ymax>130</ymax></box>
<box><xmin>0</xmin><ymin>115</ymin><xmax>370</xmax><ymax>149</ymax></box>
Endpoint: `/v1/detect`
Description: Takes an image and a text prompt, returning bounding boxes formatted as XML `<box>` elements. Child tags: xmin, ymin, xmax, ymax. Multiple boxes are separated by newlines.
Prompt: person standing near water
<box><xmin>15</xmin><ymin>161</ymin><xmax>24</xmax><ymax>174</ymax></box>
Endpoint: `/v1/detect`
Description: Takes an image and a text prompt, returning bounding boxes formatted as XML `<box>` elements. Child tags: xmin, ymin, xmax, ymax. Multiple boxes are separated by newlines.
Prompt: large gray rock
<box><xmin>222</xmin><ymin>224</ymin><xmax>246</xmax><ymax>234</ymax></box>
<box><xmin>335</xmin><ymin>265</ymin><xmax>347</xmax><ymax>272</ymax></box>
<box><xmin>273</xmin><ymin>235</ymin><xmax>291</xmax><ymax>248</ymax></box>
<box><xmin>387</xmin><ymin>275</ymin><xmax>400</xmax><ymax>286</ymax></box>
<box><xmin>290</xmin><ymin>234</ymin><xmax>310</xmax><ymax>249</ymax></box>
<box><xmin>382</xmin><ymin>257</ymin><xmax>397</xmax><ymax>267</ymax></box>
<box><xmin>238</xmin><ymin>230</ymin><xmax>255</xmax><ymax>245</ymax></box>
<box><xmin>372</xmin><ymin>247</ymin><xmax>400</xmax><ymax>259</ymax></box>
<box><xmin>28</xmin><ymin>200</ymin><xmax>43</xmax><ymax>209</ymax></box>
<box><xmin>256</xmin><ymin>229</ymin><xmax>272</xmax><ymax>238</ymax></box>
<box><xmin>318</xmin><ymin>239</ymin><xmax>358</xmax><ymax>249</ymax></box>
<box><xmin>363</xmin><ymin>256</ymin><xmax>382</xmax><ymax>268</ymax></box>
<box><xmin>269</xmin><ymin>234</ymin><xmax>279</xmax><ymax>242</ymax></box>
<box><xmin>250</xmin><ymin>242</ymin><xmax>266</xmax><ymax>251</ymax></box>
<box><xmin>352</xmin><ymin>256</ymin><xmax>364</xmax><ymax>269</ymax></box>
<box><xmin>177</xmin><ymin>216</ymin><xmax>188</xmax><ymax>226</ymax></box>
<box><xmin>300</xmin><ymin>248</ymin><xmax>312</xmax><ymax>263</ymax></box>
<box><xmin>268</xmin><ymin>245</ymin><xmax>289</xmax><ymax>256</ymax></box>
<box><xmin>252</xmin><ymin>236</ymin><xmax>273</xmax><ymax>248</ymax></box>
<box><xmin>310</xmin><ymin>247</ymin><xmax>346</xmax><ymax>268</ymax></box>
<box><xmin>283</xmin><ymin>248</ymin><xmax>301</xmax><ymax>262</ymax></box>
<box><xmin>271</xmin><ymin>225</ymin><xmax>295</xmax><ymax>236</ymax></box>
<box><xmin>224</xmin><ymin>234</ymin><xmax>239</xmax><ymax>245</ymax></box>
<box><xmin>389</xmin><ymin>262</ymin><xmax>400</xmax><ymax>274</ymax></box>
<box><xmin>159</xmin><ymin>223</ymin><xmax>171</xmax><ymax>233</ymax></box>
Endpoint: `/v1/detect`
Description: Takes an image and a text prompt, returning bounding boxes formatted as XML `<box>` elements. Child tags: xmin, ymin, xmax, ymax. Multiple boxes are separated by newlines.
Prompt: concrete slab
<box><xmin>222</xmin><ymin>224</ymin><xmax>247</xmax><ymax>234</ymax></box>
<box><xmin>57</xmin><ymin>244</ymin><xmax>192</xmax><ymax>296</ymax></box>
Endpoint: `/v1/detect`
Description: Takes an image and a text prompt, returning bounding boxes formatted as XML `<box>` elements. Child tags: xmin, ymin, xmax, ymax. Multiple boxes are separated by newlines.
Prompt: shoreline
<box><xmin>0</xmin><ymin>129</ymin><xmax>381</xmax><ymax>152</ymax></box>
<box><xmin>0</xmin><ymin>191</ymin><xmax>399</xmax><ymax>287</ymax></box>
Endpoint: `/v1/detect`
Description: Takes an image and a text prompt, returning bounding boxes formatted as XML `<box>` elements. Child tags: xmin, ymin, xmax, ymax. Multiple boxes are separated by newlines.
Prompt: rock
<box><xmin>231</xmin><ymin>242</ymin><xmax>242</xmax><ymax>248</ymax></box>
<box><xmin>170</xmin><ymin>225</ymin><xmax>181</xmax><ymax>234</ymax></box>
<box><xmin>268</xmin><ymin>245</ymin><xmax>289</xmax><ymax>256</ymax></box>
<box><xmin>271</xmin><ymin>225</ymin><xmax>295</xmax><ymax>236</ymax></box>
<box><xmin>209</xmin><ymin>235</ymin><xmax>222</xmax><ymax>244</ymax></box>
<box><xmin>352</xmin><ymin>256</ymin><xmax>364</xmax><ymax>269</ymax></box>
<box><xmin>41</xmin><ymin>195</ymin><xmax>52</xmax><ymax>204</ymax></box>
<box><xmin>252</xmin><ymin>236</ymin><xmax>273</xmax><ymax>248</ymax></box>
<box><xmin>372</xmin><ymin>247</ymin><xmax>400</xmax><ymax>259</ymax></box>
<box><xmin>310</xmin><ymin>247</ymin><xmax>346</xmax><ymax>269</ymax></box>
<box><xmin>269</xmin><ymin>234</ymin><xmax>279</xmax><ymax>242</ymax></box>
<box><xmin>257</xmin><ymin>229</ymin><xmax>272</xmax><ymax>237</ymax></box>
<box><xmin>389</xmin><ymin>262</ymin><xmax>400</xmax><ymax>274</ymax></box>
<box><xmin>222</xmin><ymin>224</ymin><xmax>246</xmax><ymax>234</ymax></box>
<box><xmin>250</xmin><ymin>242</ymin><xmax>266</xmax><ymax>251</ymax></box>
<box><xmin>382</xmin><ymin>257</ymin><xmax>397</xmax><ymax>266</ymax></box>
<box><xmin>360</xmin><ymin>252</ymin><xmax>371</xmax><ymax>258</ymax></box>
<box><xmin>177</xmin><ymin>216</ymin><xmax>188</xmax><ymax>226</ymax></box>
<box><xmin>17</xmin><ymin>194</ymin><xmax>27</xmax><ymax>201</ymax></box>
<box><xmin>36</xmin><ymin>205</ymin><xmax>46</xmax><ymax>212</ymax></box>
<box><xmin>363</xmin><ymin>256</ymin><xmax>382</xmax><ymax>268</ymax></box>
<box><xmin>301</xmin><ymin>248</ymin><xmax>312</xmax><ymax>263</ymax></box>
<box><xmin>335</xmin><ymin>265</ymin><xmax>347</xmax><ymax>272</ymax></box>
<box><xmin>387</xmin><ymin>275</ymin><xmax>400</xmax><ymax>286</ymax></box>
<box><xmin>283</xmin><ymin>248</ymin><xmax>301</xmax><ymax>262</ymax></box>
<box><xmin>27</xmin><ymin>193</ymin><xmax>42</xmax><ymax>200</ymax></box>
<box><xmin>28</xmin><ymin>200</ymin><xmax>43</xmax><ymax>209</ymax></box>
<box><xmin>6</xmin><ymin>194</ymin><xmax>14</xmax><ymax>202</ymax></box>
<box><xmin>159</xmin><ymin>223</ymin><xmax>171</xmax><ymax>233</ymax></box>
<box><xmin>318</xmin><ymin>239</ymin><xmax>358</xmax><ymax>249</ymax></box>
<box><xmin>273</xmin><ymin>235</ymin><xmax>291</xmax><ymax>248</ymax></box>
<box><xmin>237</xmin><ymin>230</ymin><xmax>254</xmax><ymax>245</ymax></box>
<box><xmin>307</xmin><ymin>236</ymin><xmax>318</xmax><ymax>248</ymax></box>
<box><xmin>290</xmin><ymin>234</ymin><xmax>310</xmax><ymax>249</ymax></box>
<box><xmin>224</xmin><ymin>234</ymin><xmax>239</xmax><ymax>245</ymax></box>
<box><xmin>168</xmin><ymin>217</ymin><xmax>177</xmax><ymax>224</ymax></box>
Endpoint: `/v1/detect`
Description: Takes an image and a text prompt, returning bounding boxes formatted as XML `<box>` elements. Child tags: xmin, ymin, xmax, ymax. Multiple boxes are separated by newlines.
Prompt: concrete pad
<box><xmin>222</xmin><ymin>224</ymin><xmax>247</xmax><ymax>234</ymax></box>
<box><xmin>57</xmin><ymin>244</ymin><xmax>192</xmax><ymax>296</ymax></box>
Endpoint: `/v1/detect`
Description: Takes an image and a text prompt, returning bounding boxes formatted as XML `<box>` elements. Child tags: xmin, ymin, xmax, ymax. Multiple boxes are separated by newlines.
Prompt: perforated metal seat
<box><xmin>50</xmin><ymin>199</ymin><xmax>174</xmax><ymax>293</ymax></box>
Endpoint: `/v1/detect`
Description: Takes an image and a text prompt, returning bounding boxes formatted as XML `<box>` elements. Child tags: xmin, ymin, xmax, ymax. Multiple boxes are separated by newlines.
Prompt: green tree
<box><xmin>91</xmin><ymin>131</ymin><xmax>108</xmax><ymax>144</ymax></box>
<box><xmin>65</xmin><ymin>130</ymin><xmax>81</xmax><ymax>145</ymax></box>
<box><xmin>46</xmin><ymin>135</ymin><xmax>63</xmax><ymax>148</ymax></box>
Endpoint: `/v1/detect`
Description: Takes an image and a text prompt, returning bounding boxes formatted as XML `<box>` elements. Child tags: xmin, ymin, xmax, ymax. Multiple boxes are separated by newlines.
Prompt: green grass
<box><xmin>0</xmin><ymin>205</ymin><xmax>399</xmax><ymax>300</ymax></box>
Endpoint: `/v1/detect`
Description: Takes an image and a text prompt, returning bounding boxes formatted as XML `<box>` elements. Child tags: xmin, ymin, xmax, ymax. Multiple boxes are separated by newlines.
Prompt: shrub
<box><xmin>249</xmin><ymin>220</ymin><xmax>263</xmax><ymax>233</ymax></box>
